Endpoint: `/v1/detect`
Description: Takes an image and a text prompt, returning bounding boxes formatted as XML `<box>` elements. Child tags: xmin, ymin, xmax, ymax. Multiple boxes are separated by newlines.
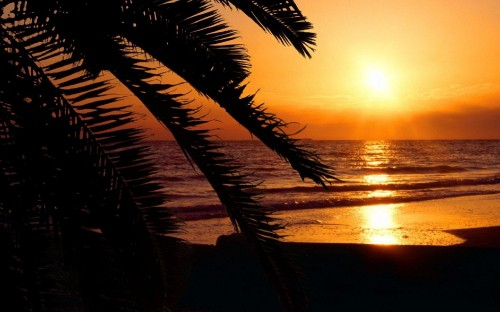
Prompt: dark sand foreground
<box><xmin>179</xmin><ymin>228</ymin><xmax>500</xmax><ymax>311</ymax></box>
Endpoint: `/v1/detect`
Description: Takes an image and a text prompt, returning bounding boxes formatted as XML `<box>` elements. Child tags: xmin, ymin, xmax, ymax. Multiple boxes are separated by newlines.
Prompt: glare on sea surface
<box><xmin>368</xmin><ymin>190</ymin><xmax>394</xmax><ymax>198</ymax></box>
<box><xmin>361</xmin><ymin>204</ymin><xmax>401</xmax><ymax>245</ymax></box>
<box><xmin>364</xmin><ymin>174</ymin><xmax>395</xmax><ymax>198</ymax></box>
<box><xmin>360</xmin><ymin>141</ymin><xmax>393</xmax><ymax>168</ymax></box>
<box><xmin>364</xmin><ymin>174</ymin><xmax>389</xmax><ymax>184</ymax></box>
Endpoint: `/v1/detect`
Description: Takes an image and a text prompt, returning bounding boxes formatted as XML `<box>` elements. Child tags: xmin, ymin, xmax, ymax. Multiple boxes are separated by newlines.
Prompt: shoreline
<box><xmin>174</xmin><ymin>193</ymin><xmax>500</xmax><ymax>246</ymax></box>
<box><xmin>172</xmin><ymin>190</ymin><xmax>500</xmax><ymax>222</ymax></box>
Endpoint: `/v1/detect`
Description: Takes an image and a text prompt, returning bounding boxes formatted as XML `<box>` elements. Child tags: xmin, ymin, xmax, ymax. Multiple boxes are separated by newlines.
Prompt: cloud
<box><xmin>287</xmin><ymin>102</ymin><xmax>500</xmax><ymax>140</ymax></box>
<box><xmin>415</xmin><ymin>82</ymin><xmax>497</xmax><ymax>101</ymax></box>
<box><xmin>410</xmin><ymin>105</ymin><xmax>500</xmax><ymax>139</ymax></box>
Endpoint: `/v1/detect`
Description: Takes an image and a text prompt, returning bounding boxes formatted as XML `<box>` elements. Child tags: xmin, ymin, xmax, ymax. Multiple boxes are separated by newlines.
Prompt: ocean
<box><xmin>148</xmin><ymin>140</ymin><xmax>500</xmax><ymax>223</ymax></box>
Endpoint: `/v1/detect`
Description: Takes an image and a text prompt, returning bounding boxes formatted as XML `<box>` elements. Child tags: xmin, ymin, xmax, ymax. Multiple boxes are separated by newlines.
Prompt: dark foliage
<box><xmin>1</xmin><ymin>1</ymin><xmax>336</xmax><ymax>311</ymax></box>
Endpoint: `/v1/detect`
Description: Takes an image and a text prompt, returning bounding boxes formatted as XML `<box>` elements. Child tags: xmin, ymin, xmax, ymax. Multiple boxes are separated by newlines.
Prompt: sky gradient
<box><xmin>148</xmin><ymin>1</ymin><xmax>500</xmax><ymax>140</ymax></box>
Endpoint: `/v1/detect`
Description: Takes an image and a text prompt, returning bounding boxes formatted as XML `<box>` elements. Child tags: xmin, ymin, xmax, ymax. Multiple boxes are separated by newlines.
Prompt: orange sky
<box><xmin>147</xmin><ymin>1</ymin><xmax>500</xmax><ymax>140</ymax></box>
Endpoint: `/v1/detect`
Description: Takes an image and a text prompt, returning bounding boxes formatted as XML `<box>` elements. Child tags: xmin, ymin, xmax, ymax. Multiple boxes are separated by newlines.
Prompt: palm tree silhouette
<box><xmin>0</xmin><ymin>1</ymin><xmax>336</xmax><ymax>311</ymax></box>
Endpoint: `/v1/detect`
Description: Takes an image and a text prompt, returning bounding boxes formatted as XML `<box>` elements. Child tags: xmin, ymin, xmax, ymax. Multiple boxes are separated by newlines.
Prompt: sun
<box><xmin>361</xmin><ymin>66</ymin><xmax>400</xmax><ymax>110</ymax></box>
<box><xmin>366</xmin><ymin>69</ymin><xmax>390</xmax><ymax>94</ymax></box>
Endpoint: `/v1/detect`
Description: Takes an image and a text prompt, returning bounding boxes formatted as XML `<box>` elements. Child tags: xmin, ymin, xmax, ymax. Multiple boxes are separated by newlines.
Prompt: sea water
<box><xmin>148</xmin><ymin>140</ymin><xmax>500</xmax><ymax>218</ymax></box>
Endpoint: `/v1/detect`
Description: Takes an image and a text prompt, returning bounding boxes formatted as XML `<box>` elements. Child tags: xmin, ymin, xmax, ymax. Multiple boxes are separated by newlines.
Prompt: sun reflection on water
<box><xmin>361</xmin><ymin>141</ymin><xmax>392</xmax><ymax>168</ymax></box>
<box><xmin>364</xmin><ymin>174</ymin><xmax>389</xmax><ymax>184</ymax></box>
<box><xmin>361</xmin><ymin>204</ymin><xmax>401</xmax><ymax>245</ymax></box>
<box><xmin>368</xmin><ymin>190</ymin><xmax>394</xmax><ymax>198</ymax></box>
<box><xmin>364</xmin><ymin>174</ymin><xmax>394</xmax><ymax>197</ymax></box>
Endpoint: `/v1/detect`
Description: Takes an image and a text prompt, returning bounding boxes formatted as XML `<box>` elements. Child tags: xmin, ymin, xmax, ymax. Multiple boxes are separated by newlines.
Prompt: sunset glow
<box><xmin>198</xmin><ymin>0</ymin><xmax>500</xmax><ymax>140</ymax></box>
<box><xmin>3</xmin><ymin>2</ymin><xmax>500</xmax><ymax>311</ymax></box>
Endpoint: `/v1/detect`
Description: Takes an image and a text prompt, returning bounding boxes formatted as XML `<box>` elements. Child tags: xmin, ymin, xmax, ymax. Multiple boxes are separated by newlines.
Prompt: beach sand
<box><xmin>179</xmin><ymin>237</ymin><xmax>500</xmax><ymax>311</ymax></box>
<box><xmin>177</xmin><ymin>194</ymin><xmax>500</xmax><ymax>311</ymax></box>
<box><xmin>176</xmin><ymin>193</ymin><xmax>500</xmax><ymax>247</ymax></box>
<box><xmin>280</xmin><ymin>193</ymin><xmax>500</xmax><ymax>247</ymax></box>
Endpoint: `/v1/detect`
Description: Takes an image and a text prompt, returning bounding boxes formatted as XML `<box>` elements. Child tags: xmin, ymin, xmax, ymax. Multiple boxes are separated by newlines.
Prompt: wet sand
<box><xmin>176</xmin><ymin>193</ymin><xmax>500</xmax><ymax>247</ymax></box>
<box><xmin>280</xmin><ymin>193</ymin><xmax>500</xmax><ymax>247</ymax></box>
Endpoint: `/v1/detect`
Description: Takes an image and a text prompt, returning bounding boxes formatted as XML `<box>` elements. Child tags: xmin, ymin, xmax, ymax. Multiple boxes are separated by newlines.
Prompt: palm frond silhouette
<box><xmin>1</xmin><ymin>1</ymin><xmax>336</xmax><ymax>311</ymax></box>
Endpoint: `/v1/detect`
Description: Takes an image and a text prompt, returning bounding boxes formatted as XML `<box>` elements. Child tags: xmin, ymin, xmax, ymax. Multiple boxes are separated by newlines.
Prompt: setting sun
<box><xmin>222</xmin><ymin>1</ymin><xmax>500</xmax><ymax>140</ymax></box>
<box><xmin>3</xmin><ymin>2</ymin><xmax>500</xmax><ymax>311</ymax></box>
<box><xmin>365</xmin><ymin>69</ymin><xmax>391</xmax><ymax>96</ymax></box>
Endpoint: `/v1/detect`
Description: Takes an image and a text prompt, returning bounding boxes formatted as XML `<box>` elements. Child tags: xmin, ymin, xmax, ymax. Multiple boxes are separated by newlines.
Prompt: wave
<box><xmin>357</xmin><ymin>165</ymin><xmax>468</xmax><ymax>174</ymax></box>
<box><xmin>149</xmin><ymin>140</ymin><xmax>500</xmax><ymax>221</ymax></box>
<box><xmin>172</xmin><ymin>204</ymin><xmax>228</xmax><ymax>221</ymax></box>
<box><xmin>173</xmin><ymin>188</ymin><xmax>500</xmax><ymax>221</ymax></box>
<box><xmin>263</xmin><ymin>176</ymin><xmax>500</xmax><ymax>194</ymax></box>
<box><xmin>270</xmin><ymin>189</ymin><xmax>499</xmax><ymax>211</ymax></box>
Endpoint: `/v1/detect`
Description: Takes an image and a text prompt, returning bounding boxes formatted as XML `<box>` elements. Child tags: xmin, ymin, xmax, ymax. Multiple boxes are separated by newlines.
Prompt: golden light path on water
<box><xmin>172</xmin><ymin>140</ymin><xmax>500</xmax><ymax>246</ymax></box>
<box><xmin>359</xmin><ymin>142</ymin><xmax>400</xmax><ymax>244</ymax></box>
<box><xmin>363</xmin><ymin>174</ymin><xmax>389</xmax><ymax>184</ymax></box>
<box><xmin>364</xmin><ymin>174</ymin><xmax>395</xmax><ymax>199</ymax></box>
